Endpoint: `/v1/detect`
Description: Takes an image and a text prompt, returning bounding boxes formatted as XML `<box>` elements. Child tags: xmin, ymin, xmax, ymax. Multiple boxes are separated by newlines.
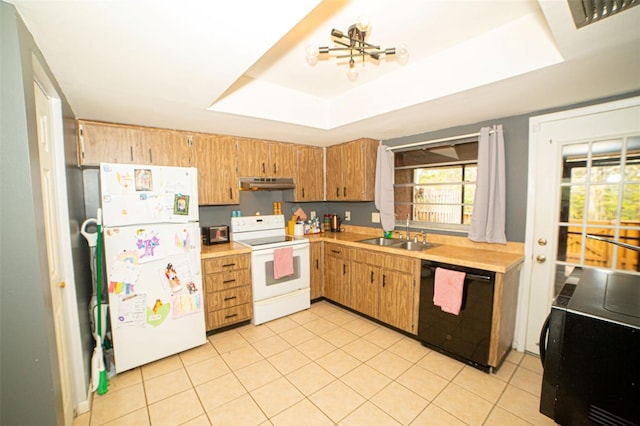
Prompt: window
<box><xmin>557</xmin><ymin>135</ymin><xmax>640</xmax><ymax>272</ymax></box>
<box><xmin>394</xmin><ymin>140</ymin><xmax>478</xmax><ymax>230</ymax></box>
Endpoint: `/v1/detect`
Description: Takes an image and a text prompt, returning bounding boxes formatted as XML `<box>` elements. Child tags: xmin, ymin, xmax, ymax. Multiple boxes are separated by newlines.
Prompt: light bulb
<box><xmin>347</xmin><ymin>60</ymin><xmax>359</xmax><ymax>81</ymax></box>
<box><xmin>396</xmin><ymin>44</ymin><xmax>409</xmax><ymax>65</ymax></box>
<box><xmin>305</xmin><ymin>45</ymin><xmax>319</xmax><ymax>66</ymax></box>
<box><xmin>356</xmin><ymin>15</ymin><xmax>370</xmax><ymax>33</ymax></box>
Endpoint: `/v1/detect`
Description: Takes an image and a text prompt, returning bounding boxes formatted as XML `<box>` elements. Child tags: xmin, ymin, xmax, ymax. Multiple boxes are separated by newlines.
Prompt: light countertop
<box><xmin>200</xmin><ymin>230</ymin><xmax>524</xmax><ymax>274</ymax></box>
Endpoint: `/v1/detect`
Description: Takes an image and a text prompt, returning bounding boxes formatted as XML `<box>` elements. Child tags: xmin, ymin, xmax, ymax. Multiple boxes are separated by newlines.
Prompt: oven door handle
<box><xmin>539</xmin><ymin>312</ymin><xmax>552</xmax><ymax>367</ymax></box>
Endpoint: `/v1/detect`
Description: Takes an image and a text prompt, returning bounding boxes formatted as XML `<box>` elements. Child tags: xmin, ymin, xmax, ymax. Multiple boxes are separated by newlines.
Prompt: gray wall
<box><xmin>1</xmin><ymin>2</ymin><xmax>90</xmax><ymax>424</ymax></box>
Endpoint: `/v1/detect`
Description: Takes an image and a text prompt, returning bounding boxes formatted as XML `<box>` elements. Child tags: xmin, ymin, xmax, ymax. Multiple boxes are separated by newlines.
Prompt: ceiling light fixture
<box><xmin>305</xmin><ymin>16</ymin><xmax>409</xmax><ymax>81</ymax></box>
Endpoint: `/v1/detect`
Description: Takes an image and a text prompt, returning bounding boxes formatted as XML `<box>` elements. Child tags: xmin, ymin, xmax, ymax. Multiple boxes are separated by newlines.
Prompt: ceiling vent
<box><xmin>568</xmin><ymin>0</ymin><xmax>639</xmax><ymax>28</ymax></box>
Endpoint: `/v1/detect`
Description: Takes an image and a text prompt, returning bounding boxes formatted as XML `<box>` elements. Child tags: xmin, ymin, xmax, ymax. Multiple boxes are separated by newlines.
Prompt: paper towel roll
<box><xmin>294</xmin><ymin>223</ymin><xmax>304</xmax><ymax>236</ymax></box>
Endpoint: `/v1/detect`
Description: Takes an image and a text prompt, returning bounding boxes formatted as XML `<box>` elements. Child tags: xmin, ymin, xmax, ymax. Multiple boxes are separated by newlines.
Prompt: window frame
<box><xmin>393</xmin><ymin>140</ymin><xmax>479</xmax><ymax>233</ymax></box>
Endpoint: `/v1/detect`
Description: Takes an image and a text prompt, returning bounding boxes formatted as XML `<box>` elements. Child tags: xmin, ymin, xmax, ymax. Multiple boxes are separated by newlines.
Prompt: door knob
<box><xmin>538</xmin><ymin>238</ymin><xmax>547</xmax><ymax>246</ymax></box>
<box><xmin>58</xmin><ymin>281</ymin><xmax>66</xmax><ymax>288</ymax></box>
<box><xmin>536</xmin><ymin>255</ymin><xmax>546</xmax><ymax>263</ymax></box>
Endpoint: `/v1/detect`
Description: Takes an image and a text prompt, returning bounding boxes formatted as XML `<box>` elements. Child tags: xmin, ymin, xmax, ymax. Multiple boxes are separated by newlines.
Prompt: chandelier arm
<box><xmin>332</xmin><ymin>35</ymin><xmax>381</xmax><ymax>50</ymax></box>
<box><xmin>335</xmin><ymin>50</ymin><xmax>388</xmax><ymax>59</ymax></box>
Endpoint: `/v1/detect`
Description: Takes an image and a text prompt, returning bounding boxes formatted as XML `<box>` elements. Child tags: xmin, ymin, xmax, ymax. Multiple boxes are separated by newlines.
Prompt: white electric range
<box><xmin>230</xmin><ymin>215</ymin><xmax>310</xmax><ymax>325</ymax></box>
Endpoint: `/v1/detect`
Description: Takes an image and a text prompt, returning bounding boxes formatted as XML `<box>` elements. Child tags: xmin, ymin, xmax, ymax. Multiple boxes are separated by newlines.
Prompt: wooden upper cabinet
<box><xmin>325</xmin><ymin>144</ymin><xmax>343</xmax><ymax>200</ymax></box>
<box><xmin>236</xmin><ymin>137</ymin><xmax>268</xmax><ymax>177</ymax></box>
<box><xmin>78</xmin><ymin>120</ymin><xmax>143</xmax><ymax>166</ymax></box>
<box><xmin>326</xmin><ymin>138</ymin><xmax>378</xmax><ymax>201</ymax></box>
<box><xmin>77</xmin><ymin>120</ymin><xmax>192</xmax><ymax>167</ymax></box>
<box><xmin>140</xmin><ymin>128</ymin><xmax>192</xmax><ymax>167</ymax></box>
<box><xmin>192</xmin><ymin>134</ymin><xmax>239</xmax><ymax>205</ymax></box>
<box><xmin>236</xmin><ymin>138</ymin><xmax>295</xmax><ymax>178</ymax></box>
<box><xmin>292</xmin><ymin>145</ymin><xmax>324</xmax><ymax>201</ymax></box>
<box><xmin>269</xmin><ymin>142</ymin><xmax>295</xmax><ymax>178</ymax></box>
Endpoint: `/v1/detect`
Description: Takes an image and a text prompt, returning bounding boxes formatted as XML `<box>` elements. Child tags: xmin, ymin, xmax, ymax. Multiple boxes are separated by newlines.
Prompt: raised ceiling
<box><xmin>10</xmin><ymin>0</ymin><xmax>640</xmax><ymax>146</ymax></box>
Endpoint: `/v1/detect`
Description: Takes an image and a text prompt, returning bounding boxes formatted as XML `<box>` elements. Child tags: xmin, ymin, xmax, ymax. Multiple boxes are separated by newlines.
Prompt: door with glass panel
<box><xmin>524</xmin><ymin>98</ymin><xmax>640</xmax><ymax>353</ymax></box>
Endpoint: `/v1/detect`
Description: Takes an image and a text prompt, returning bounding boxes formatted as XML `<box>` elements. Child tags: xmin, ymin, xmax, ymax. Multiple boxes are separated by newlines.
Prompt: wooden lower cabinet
<box><xmin>310</xmin><ymin>241</ymin><xmax>324</xmax><ymax>300</ymax></box>
<box><xmin>351</xmin><ymin>261</ymin><xmax>379</xmax><ymax>318</ymax></box>
<box><xmin>202</xmin><ymin>254</ymin><xmax>252</xmax><ymax>331</ymax></box>
<box><xmin>324</xmin><ymin>243</ymin><xmax>351</xmax><ymax>307</ymax></box>
<box><xmin>378</xmin><ymin>267</ymin><xmax>416</xmax><ymax>333</ymax></box>
<box><xmin>351</xmin><ymin>249</ymin><xmax>419</xmax><ymax>334</ymax></box>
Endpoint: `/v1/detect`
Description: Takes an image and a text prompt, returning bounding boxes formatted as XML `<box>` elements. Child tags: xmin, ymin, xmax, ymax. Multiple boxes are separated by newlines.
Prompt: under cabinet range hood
<box><xmin>239</xmin><ymin>177</ymin><xmax>295</xmax><ymax>191</ymax></box>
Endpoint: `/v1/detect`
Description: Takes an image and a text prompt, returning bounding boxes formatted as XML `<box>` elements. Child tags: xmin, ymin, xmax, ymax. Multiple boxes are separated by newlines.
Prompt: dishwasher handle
<box><xmin>422</xmin><ymin>261</ymin><xmax>494</xmax><ymax>283</ymax></box>
<box><xmin>466</xmin><ymin>273</ymin><xmax>493</xmax><ymax>281</ymax></box>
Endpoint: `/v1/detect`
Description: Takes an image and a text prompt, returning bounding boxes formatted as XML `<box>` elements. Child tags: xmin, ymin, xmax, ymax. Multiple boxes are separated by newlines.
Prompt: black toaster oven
<box><xmin>201</xmin><ymin>225</ymin><xmax>229</xmax><ymax>245</ymax></box>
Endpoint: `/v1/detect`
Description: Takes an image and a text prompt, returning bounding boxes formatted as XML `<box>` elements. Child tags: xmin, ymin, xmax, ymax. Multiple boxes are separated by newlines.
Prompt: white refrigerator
<box><xmin>100</xmin><ymin>162</ymin><xmax>206</xmax><ymax>373</ymax></box>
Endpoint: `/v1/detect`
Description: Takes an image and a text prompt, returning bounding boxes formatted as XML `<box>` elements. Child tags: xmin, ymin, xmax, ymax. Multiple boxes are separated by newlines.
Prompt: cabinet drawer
<box><xmin>206</xmin><ymin>286</ymin><xmax>252</xmax><ymax>311</ymax></box>
<box><xmin>203</xmin><ymin>255</ymin><xmax>250</xmax><ymax>274</ymax></box>
<box><xmin>205</xmin><ymin>269</ymin><xmax>251</xmax><ymax>292</ymax></box>
<box><xmin>325</xmin><ymin>244</ymin><xmax>351</xmax><ymax>259</ymax></box>
<box><xmin>207</xmin><ymin>303</ymin><xmax>252</xmax><ymax>330</ymax></box>
<box><xmin>352</xmin><ymin>250</ymin><xmax>382</xmax><ymax>265</ymax></box>
<box><xmin>381</xmin><ymin>255</ymin><xmax>416</xmax><ymax>272</ymax></box>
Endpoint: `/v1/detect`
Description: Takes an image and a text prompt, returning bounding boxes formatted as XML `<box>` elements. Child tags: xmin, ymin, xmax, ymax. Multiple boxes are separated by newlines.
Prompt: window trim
<box><xmin>393</xmin><ymin>146</ymin><xmax>478</xmax><ymax>233</ymax></box>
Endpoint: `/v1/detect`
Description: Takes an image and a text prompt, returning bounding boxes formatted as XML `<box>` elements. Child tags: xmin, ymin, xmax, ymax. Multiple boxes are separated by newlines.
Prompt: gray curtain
<box><xmin>375</xmin><ymin>145</ymin><xmax>395</xmax><ymax>232</ymax></box>
<box><xmin>468</xmin><ymin>125</ymin><xmax>507</xmax><ymax>244</ymax></box>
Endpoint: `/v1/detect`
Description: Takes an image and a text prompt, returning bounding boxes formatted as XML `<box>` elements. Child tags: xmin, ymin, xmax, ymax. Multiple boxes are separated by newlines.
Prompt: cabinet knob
<box><xmin>536</xmin><ymin>255</ymin><xmax>547</xmax><ymax>263</ymax></box>
<box><xmin>537</xmin><ymin>238</ymin><xmax>547</xmax><ymax>246</ymax></box>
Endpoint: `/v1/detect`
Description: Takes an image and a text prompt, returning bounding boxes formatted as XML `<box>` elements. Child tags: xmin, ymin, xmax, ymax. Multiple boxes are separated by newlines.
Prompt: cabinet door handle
<box><xmin>224</xmin><ymin>296</ymin><xmax>237</xmax><ymax>301</ymax></box>
<box><xmin>315</xmin><ymin>259</ymin><xmax>319</xmax><ymax>269</ymax></box>
<box><xmin>336</xmin><ymin>187</ymin><xmax>339</xmax><ymax>197</ymax></box>
<box><xmin>343</xmin><ymin>187</ymin><xmax>347</xmax><ymax>197</ymax></box>
<box><xmin>229</xmin><ymin>188</ymin><xmax>233</xmax><ymax>200</ymax></box>
<box><xmin>370</xmin><ymin>271</ymin><xmax>374</xmax><ymax>283</ymax></box>
<box><xmin>262</xmin><ymin>162</ymin><xmax>266</xmax><ymax>174</ymax></box>
<box><xmin>149</xmin><ymin>148</ymin><xmax>152</xmax><ymax>163</ymax></box>
<box><xmin>130</xmin><ymin>146</ymin><xmax>134</xmax><ymax>162</ymax></box>
<box><xmin>382</xmin><ymin>275</ymin><xmax>387</xmax><ymax>287</ymax></box>
<box><xmin>222</xmin><ymin>279</ymin><xmax>236</xmax><ymax>284</ymax></box>
<box><xmin>343</xmin><ymin>264</ymin><xmax>347</xmax><ymax>275</ymax></box>
<box><xmin>222</xmin><ymin>263</ymin><xmax>236</xmax><ymax>267</ymax></box>
<box><xmin>302</xmin><ymin>188</ymin><xmax>305</xmax><ymax>198</ymax></box>
<box><xmin>331</xmin><ymin>250</ymin><xmax>340</xmax><ymax>254</ymax></box>
<box><xmin>273</xmin><ymin>163</ymin><xmax>277</xmax><ymax>174</ymax></box>
<box><xmin>225</xmin><ymin>313</ymin><xmax>238</xmax><ymax>319</ymax></box>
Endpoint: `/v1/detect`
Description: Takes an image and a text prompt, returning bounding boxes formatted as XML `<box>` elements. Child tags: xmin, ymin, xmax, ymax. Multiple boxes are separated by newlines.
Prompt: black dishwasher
<box><xmin>418</xmin><ymin>260</ymin><xmax>495</xmax><ymax>371</ymax></box>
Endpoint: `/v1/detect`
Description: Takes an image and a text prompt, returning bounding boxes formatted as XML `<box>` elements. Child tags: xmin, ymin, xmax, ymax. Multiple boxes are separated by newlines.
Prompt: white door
<box><xmin>34</xmin><ymin>81</ymin><xmax>74</xmax><ymax>424</ymax></box>
<box><xmin>521</xmin><ymin>97</ymin><xmax>640</xmax><ymax>354</ymax></box>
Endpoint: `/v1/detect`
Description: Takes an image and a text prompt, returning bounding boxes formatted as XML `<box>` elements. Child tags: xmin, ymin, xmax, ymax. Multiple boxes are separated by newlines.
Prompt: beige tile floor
<box><xmin>74</xmin><ymin>301</ymin><xmax>556</xmax><ymax>426</ymax></box>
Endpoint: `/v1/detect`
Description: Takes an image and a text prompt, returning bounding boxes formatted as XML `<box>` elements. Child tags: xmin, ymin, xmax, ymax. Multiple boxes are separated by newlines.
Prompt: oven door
<box><xmin>251</xmin><ymin>243</ymin><xmax>310</xmax><ymax>302</ymax></box>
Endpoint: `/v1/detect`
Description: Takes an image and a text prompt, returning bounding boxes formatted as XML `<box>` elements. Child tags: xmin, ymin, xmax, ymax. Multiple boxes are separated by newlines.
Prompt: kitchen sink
<box><xmin>357</xmin><ymin>237</ymin><xmax>404</xmax><ymax>246</ymax></box>
<box><xmin>393</xmin><ymin>241</ymin><xmax>436</xmax><ymax>251</ymax></box>
<box><xmin>357</xmin><ymin>237</ymin><xmax>437</xmax><ymax>252</ymax></box>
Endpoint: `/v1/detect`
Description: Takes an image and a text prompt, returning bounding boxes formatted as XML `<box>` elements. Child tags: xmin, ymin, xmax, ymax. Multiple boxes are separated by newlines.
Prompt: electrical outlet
<box><xmin>372</xmin><ymin>212</ymin><xmax>381</xmax><ymax>223</ymax></box>
<box><xmin>344</xmin><ymin>211</ymin><xmax>351</xmax><ymax>221</ymax></box>
<box><xmin>310</xmin><ymin>211</ymin><xmax>316</xmax><ymax>219</ymax></box>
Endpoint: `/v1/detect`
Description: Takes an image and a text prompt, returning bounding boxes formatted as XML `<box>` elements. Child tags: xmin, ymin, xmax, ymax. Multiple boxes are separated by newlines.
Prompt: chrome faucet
<box><xmin>405</xmin><ymin>215</ymin><xmax>410</xmax><ymax>241</ymax></box>
<box><xmin>421</xmin><ymin>230</ymin><xmax>427</xmax><ymax>244</ymax></box>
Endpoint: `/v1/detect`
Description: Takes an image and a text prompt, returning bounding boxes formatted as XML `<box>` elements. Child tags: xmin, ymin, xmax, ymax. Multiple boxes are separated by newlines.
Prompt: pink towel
<box><xmin>433</xmin><ymin>267</ymin><xmax>466</xmax><ymax>315</ymax></box>
<box><xmin>273</xmin><ymin>247</ymin><xmax>294</xmax><ymax>279</ymax></box>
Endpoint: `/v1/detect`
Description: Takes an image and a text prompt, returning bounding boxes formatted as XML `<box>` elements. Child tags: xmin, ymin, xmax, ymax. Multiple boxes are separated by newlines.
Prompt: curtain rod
<box><xmin>386</xmin><ymin>131</ymin><xmax>492</xmax><ymax>151</ymax></box>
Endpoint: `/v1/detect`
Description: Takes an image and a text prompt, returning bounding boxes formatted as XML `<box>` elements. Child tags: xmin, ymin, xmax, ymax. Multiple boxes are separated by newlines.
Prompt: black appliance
<box><xmin>201</xmin><ymin>225</ymin><xmax>229</xmax><ymax>245</ymax></box>
<box><xmin>539</xmin><ymin>267</ymin><xmax>640</xmax><ymax>426</ymax></box>
<box><xmin>418</xmin><ymin>260</ymin><xmax>496</xmax><ymax>372</ymax></box>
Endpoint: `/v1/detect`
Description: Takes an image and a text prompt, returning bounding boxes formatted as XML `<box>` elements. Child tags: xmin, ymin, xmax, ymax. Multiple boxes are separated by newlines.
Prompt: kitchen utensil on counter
<box><xmin>330</xmin><ymin>214</ymin><xmax>342</xmax><ymax>232</ymax></box>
